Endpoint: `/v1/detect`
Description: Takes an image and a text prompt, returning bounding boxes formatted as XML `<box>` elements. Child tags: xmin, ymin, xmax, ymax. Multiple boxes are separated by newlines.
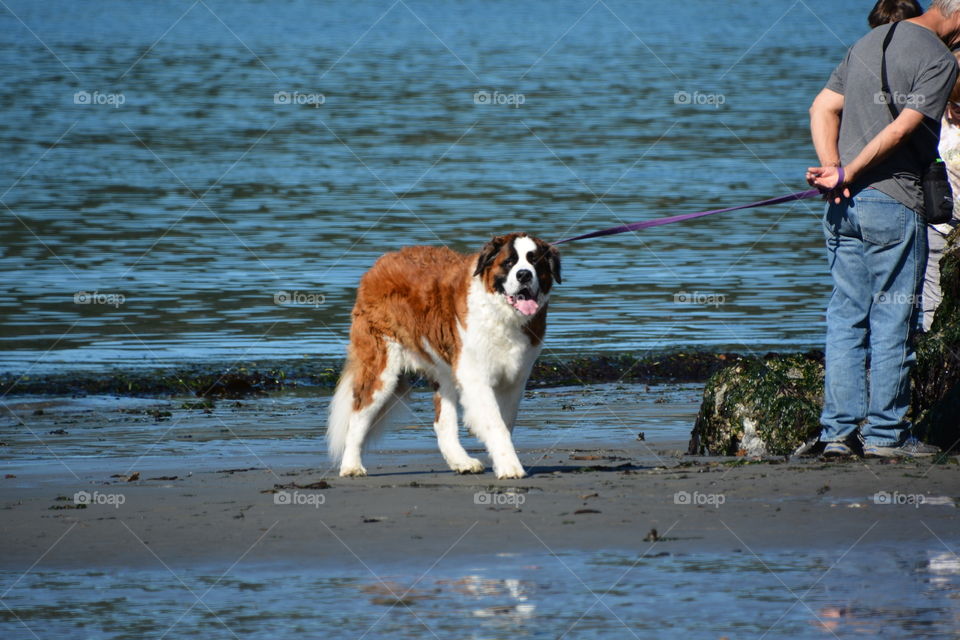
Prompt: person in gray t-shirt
<box><xmin>815</xmin><ymin>20</ymin><xmax>955</xmax><ymax>214</ymax></box>
<box><xmin>805</xmin><ymin>1</ymin><xmax>959</xmax><ymax>459</ymax></box>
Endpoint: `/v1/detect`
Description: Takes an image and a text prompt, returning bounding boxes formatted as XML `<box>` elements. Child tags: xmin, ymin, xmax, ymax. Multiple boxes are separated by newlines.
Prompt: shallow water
<box><xmin>0</xmin><ymin>383</ymin><xmax>701</xmax><ymax>471</ymax></box>
<box><xmin>0</xmin><ymin>0</ymin><xmax>867</xmax><ymax>371</ymax></box>
<box><xmin>3</xmin><ymin>547</ymin><xmax>960</xmax><ymax>639</ymax></box>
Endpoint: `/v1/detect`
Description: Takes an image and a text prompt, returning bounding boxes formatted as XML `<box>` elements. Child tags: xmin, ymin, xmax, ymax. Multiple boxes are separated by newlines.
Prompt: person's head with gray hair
<box><xmin>913</xmin><ymin>0</ymin><xmax>960</xmax><ymax>47</ymax></box>
<box><xmin>933</xmin><ymin>0</ymin><xmax>960</xmax><ymax>18</ymax></box>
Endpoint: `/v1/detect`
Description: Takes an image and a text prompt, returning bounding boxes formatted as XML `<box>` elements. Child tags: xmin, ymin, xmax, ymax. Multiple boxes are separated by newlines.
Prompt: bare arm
<box><xmin>809</xmin><ymin>88</ymin><xmax>843</xmax><ymax>168</ymax></box>
<box><xmin>807</xmin><ymin>86</ymin><xmax>927</xmax><ymax>203</ymax></box>
<box><xmin>843</xmin><ymin>108</ymin><xmax>926</xmax><ymax>181</ymax></box>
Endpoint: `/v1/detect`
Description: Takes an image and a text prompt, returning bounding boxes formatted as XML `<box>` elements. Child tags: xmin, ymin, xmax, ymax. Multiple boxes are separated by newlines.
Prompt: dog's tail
<box><xmin>326</xmin><ymin>356</ymin><xmax>413</xmax><ymax>464</ymax></box>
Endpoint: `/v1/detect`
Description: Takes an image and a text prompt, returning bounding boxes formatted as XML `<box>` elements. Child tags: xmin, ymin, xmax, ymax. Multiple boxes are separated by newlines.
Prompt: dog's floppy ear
<box><xmin>474</xmin><ymin>236</ymin><xmax>506</xmax><ymax>276</ymax></box>
<box><xmin>547</xmin><ymin>245</ymin><xmax>562</xmax><ymax>284</ymax></box>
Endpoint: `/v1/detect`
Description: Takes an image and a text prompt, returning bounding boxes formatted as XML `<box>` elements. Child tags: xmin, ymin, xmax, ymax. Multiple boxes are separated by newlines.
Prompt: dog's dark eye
<box><xmin>526</xmin><ymin>251</ymin><xmax>535</xmax><ymax>263</ymax></box>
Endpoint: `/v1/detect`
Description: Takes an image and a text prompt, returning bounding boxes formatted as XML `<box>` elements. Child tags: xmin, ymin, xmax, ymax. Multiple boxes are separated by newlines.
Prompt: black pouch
<box><xmin>922</xmin><ymin>158</ymin><xmax>954</xmax><ymax>224</ymax></box>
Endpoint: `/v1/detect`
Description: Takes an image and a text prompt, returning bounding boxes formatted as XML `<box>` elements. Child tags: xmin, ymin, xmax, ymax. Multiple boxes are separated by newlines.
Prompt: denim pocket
<box><xmin>855</xmin><ymin>197</ymin><xmax>905</xmax><ymax>247</ymax></box>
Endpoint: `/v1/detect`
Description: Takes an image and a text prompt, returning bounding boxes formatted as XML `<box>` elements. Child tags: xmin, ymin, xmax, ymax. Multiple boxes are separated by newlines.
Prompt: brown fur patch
<box><xmin>348</xmin><ymin>246</ymin><xmax>472</xmax><ymax>408</ymax></box>
<box><xmin>523</xmin><ymin>305</ymin><xmax>548</xmax><ymax>346</ymax></box>
<box><xmin>480</xmin><ymin>249</ymin><xmax>509</xmax><ymax>295</ymax></box>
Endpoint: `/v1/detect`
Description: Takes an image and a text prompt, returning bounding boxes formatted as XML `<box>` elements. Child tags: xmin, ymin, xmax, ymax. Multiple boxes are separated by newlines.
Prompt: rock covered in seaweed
<box><xmin>690</xmin><ymin>228</ymin><xmax>960</xmax><ymax>456</ymax></box>
<box><xmin>687</xmin><ymin>354</ymin><xmax>823</xmax><ymax>456</ymax></box>
<box><xmin>913</xmin><ymin>227</ymin><xmax>960</xmax><ymax>449</ymax></box>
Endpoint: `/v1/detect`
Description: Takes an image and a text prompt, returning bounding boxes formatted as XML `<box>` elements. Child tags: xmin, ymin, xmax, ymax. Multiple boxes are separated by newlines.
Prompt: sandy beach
<box><xmin>3</xmin><ymin>388</ymin><xmax>957</xmax><ymax>573</ymax></box>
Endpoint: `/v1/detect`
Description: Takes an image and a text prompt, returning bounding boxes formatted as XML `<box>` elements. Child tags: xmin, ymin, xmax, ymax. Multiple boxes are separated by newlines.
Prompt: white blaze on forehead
<box><xmin>505</xmin><ymin>235</ymin><xmax>543</xmax><ymax>316</ymax></box>
<box><xmin>512</xmin><ymin>236</ymin><xmax>537</xmax><ymax>275</ymax></box>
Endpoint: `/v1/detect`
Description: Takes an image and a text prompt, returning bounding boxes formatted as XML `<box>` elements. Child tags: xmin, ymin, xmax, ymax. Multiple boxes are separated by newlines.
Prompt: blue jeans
<box><xmin>820</xmin><ymin>189</ymin><xmax>927</xmax><ymax>446</ymax></box>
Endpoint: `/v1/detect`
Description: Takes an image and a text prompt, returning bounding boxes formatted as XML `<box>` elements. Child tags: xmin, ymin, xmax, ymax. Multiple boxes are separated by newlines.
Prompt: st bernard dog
<box><xmin>327</xmin><ymin>233</ymin><xmax>561</xmax><ymax>479</ymax></box>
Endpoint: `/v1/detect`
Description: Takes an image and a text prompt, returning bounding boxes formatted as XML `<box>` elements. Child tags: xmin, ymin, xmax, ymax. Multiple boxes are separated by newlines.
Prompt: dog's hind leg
<box><xmin>336</xmin><ymin>340</ymin><xmax>403</xmax><ymax>477</ymax></box>
<box><xmin>432</xmin><ymin>383</ymin><xmax>485</xmax><ymax>474</ymax></box>
<box><xmin>339</xmin><ymin>380</ymin><xmax>399</xmax><ymax>476</ymax></box>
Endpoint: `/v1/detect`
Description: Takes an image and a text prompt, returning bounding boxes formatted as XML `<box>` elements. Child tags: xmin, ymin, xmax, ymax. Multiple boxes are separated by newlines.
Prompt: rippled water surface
<box><xmin>0</xmin><ymin>383</ymin><xmax>702</xmax><ymax>468</ymax></box>
<box><xmin>3</xmin><ymin>548</ymin><xmax>960</xmax><ymax>639</ymax></box>
<box><xmin>0</xmin><ymin>0</ymin><xmax>863</xmax><ymax>371</ymax></box>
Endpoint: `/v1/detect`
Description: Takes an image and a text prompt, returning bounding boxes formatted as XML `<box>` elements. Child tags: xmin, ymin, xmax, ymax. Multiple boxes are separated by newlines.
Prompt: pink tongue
<box><xmin>510</xmin><ymin>297</ymin><xmax>539</xmax><ymax>316</ymax></box>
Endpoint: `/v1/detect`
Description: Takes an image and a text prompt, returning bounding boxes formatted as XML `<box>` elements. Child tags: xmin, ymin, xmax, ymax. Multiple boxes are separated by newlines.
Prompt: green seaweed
<box><xmin>688</xmin><ymin>354</ymin><xmax>823</xmax><ymax>456</ymax></box>
<box><xmin>691</xmin><ymin>228</ymin><xmax>960</xmax><ymax>456</ymax></box>
<box><xmin>0</xmin><ymin>352</ymin><xmax>754</xmax><ymax>398</ymax></box>
<box><xmin>912</xmin><ymin>226</ymin><xmax>960</xmax><ymax>450</ymax></box>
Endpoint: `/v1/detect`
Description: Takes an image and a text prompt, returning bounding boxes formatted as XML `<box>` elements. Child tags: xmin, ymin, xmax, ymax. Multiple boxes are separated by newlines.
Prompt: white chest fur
<box><xmin>457</xmin><ymin>278</ymin><xmax>542</xmax><ymax>387</ymax></box>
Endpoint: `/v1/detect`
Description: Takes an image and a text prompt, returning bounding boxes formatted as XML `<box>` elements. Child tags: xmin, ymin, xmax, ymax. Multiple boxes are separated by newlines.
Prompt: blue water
<box><xmin>0</xmin><ymin>0</ymin><xmax>870</xmax><ymax>371</ymax></box>
<box><xmin>3</xmin><ymin>548</ymin><xmax>960</xmax><ymax>639</ymax></box>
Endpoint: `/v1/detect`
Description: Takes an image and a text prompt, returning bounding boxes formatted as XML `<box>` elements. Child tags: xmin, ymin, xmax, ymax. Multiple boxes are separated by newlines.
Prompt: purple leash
<box><xmin>553</xmin><ymin>168</ymin><xmax>843</xmax><ymax>245</ymax></box>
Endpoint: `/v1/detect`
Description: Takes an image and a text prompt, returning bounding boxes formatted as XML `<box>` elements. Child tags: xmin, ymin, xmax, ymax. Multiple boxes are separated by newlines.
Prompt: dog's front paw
<box><xmin>339</xmin><ymin>464</ymin><xmax>367</xmax><ymax>477</ymax></box>
<box><xmin>451</xmin><ymin>458</ymin><xmax>486</xmax><ymax>474</ymax></box>
<box><xmin>494</xmin><ymin>462</ymin><xmax>527</xmax><ymax>480</ymax></box>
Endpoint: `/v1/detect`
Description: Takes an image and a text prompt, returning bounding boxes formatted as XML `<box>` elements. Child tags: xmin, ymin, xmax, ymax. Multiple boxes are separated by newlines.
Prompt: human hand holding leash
<box><xmin>805</xmin><ymin>165</ymin><xmax>849</xmax><ymax>204</ymax></box>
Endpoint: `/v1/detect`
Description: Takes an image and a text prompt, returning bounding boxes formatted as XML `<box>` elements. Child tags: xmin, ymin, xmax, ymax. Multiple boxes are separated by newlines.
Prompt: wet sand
<box><xmin>2</xmin><ymin>429</ymin><xmax>958</xmax><ymax>572</ymax></box>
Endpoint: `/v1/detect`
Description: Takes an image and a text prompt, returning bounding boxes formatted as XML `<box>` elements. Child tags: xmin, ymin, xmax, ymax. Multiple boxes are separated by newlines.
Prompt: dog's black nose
<box><xmin>516</xmin><ymin>269</ymin><xmax>533</xmax><ymax>284</ymax></box>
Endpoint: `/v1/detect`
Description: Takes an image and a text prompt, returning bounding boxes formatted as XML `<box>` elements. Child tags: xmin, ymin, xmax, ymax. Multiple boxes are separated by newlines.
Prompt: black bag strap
<box><xmin>880</xmin><ymin>22</ymin><xmax>899</xmax><ymax>121</ymax></box>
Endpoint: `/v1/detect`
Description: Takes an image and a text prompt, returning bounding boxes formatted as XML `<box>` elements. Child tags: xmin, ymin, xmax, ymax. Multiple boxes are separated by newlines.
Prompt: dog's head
<box><xmin>473</xmin><ymin>233</ymin><xmax>561</xmax><ymax>316</ymax></box>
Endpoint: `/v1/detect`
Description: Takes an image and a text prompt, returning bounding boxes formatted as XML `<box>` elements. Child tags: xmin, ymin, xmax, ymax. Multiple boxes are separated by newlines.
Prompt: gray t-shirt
<box><xmin>825</xmin><ymin>21</ymin><xmax>956</xmax><ymax>215</ymax></box>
